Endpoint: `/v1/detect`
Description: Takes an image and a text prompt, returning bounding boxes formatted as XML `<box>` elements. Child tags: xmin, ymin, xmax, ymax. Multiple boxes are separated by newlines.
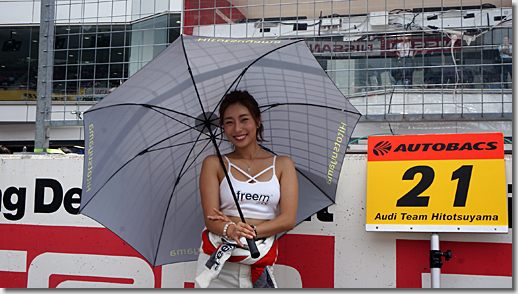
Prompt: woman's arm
<box><xmin>199</xmin><ymin>155</ymin><xmax>227</xmax><ymax>234</ymax></box>
<box><xmin>253</xmin><ymin>155</ymin><xmax>298</xmax><ymax>238</ymax></box>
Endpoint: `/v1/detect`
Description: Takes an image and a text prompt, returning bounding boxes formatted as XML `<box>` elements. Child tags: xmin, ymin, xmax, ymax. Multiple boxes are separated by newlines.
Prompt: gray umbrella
<box><xmin>79</xmin><ymin>35</ymin><xmax>361</xmax><ymax>267</ymax></box>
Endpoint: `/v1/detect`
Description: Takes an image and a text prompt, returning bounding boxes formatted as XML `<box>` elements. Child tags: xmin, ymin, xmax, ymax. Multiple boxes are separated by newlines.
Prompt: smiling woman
<box><xmin>195</xmin><ymin>90</ymin><xmax>299</xmax><ymax>288</ymax></box>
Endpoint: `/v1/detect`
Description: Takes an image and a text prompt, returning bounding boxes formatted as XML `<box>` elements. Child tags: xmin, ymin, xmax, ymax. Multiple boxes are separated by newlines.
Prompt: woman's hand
<box><xmin>227</xmin><ymin>221</ymin><xmax>256</xmax><ymax>247</ymax></box>
<box><xmin>207</xmin><ymin>208</ymin><xmax>256</xmax><ymax>247</ymax></box>
<box><xmin>207</xmin><ymin>208</ymin><xmax>232</xmax><ymax>223</ymax></box>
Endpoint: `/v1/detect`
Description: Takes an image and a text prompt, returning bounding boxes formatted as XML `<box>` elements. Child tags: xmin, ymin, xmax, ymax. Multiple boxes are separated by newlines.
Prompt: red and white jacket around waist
<box><xmin>195</xmin><ymin>229</ymin><xmax>278</xmax><ymax>288</ymax></box>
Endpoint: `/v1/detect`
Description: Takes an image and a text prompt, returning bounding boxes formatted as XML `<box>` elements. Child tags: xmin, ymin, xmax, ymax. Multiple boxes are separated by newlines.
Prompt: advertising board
<box><xmin>366</xmin><ymin>133</ymin><xmax>508</xmax><ymax>233</ymax></box>
<box><xmin>0</xmin><ymin>154</ymin><xmax>512</xmax><ymax>288</ymax></box>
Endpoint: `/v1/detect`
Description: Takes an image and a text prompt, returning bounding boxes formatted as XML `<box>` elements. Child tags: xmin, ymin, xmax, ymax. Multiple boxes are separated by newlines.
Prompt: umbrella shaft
<box><xmin>209</xmin><ymin>136</ymin><xmax>247</xmax><ymax>224</ymax></box>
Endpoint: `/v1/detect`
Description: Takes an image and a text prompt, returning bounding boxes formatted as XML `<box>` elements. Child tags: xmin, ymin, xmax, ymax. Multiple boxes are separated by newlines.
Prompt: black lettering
<box><xmin>34</xmin><ymin>178</ymin><xmax>63</xmax><ymax>213</ymax></box>
<box><xmin>452</xmin><ymin>165</ymin><xmax>473</xmax><ymax>207</ymax></box>
<box><xmin>396</xmin><ymin>166</ymin><xmax>433</xmax><ymax>207</ymax></box>
<box><xmin>459</xmin><ymin>142</ymin><xmax>473</xmax><ymax>150</ymax></box>
<box><xmin>303</xmin><ymin>207</ymin><xmax>334</xmax><ymax>222</ymax></box>
<box><xmin>258</xmin><ymin>195</ymin><xmax>270</xmax><ymax>203</ymax></box>
<box><xmin>64</xmin><ymin>188</ymin><xmax>82</xmax><ymax>214</ymax></box>
<box><xmin>473</xmin><ymin>142</ymin><xmax>485</xmax><ymax>150</ymax></box>
<box><xmin>408</xmin><ymin>144</ymin><xmax>421</xmax><ymax>152</ymax></box>
<box><xmin>245</xmin><ymin>193</ymin><xmax>252</xmax><ymax>200</ymax></box>
<box><xmin>486</xmin><ymin>142</ymin><xmax>498</xmax><ymax>150</ymax></box>
<box><xmin>394</xmin><ymin>144</ymin><xmax>407</xmax><ymax>152</ymax></box>
<box><xmin>446</xmin><ymin>143</ymin><xmax>459</xmax><ymax>151</ymax></box>
<box><xmin>316</xmin><ymin>206</ymin><xmax>333</xmax><ymax>222</ymax></box>
<box><xmin>3</xmin><ymin>187</ymin><xmax>26</xmax><ymax>221</ymax></box>
<box><xmin>422</xmin><ymin>143</ymin><xmax>433</xmax><ymax>151</ymax></box>
<box><xmin>432</xmin><ymin>143</ymin><xmax>446</xmax><ymax>151</ymax></box>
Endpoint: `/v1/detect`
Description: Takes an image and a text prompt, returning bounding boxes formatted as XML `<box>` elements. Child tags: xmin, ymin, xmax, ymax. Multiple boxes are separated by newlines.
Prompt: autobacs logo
<box><xmin>372</xmin><ymin>141</ymin><xmax>392</xmax><ymax>156</ymax></box>
<box><xmin>371</xmin><ymin>140</ymin><xmax>498</xmax><ymax>156</ymax></box>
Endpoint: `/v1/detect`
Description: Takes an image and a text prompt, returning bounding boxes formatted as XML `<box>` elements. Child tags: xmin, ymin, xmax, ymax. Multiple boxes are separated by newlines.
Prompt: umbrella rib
<box><xmin>144</xmin><ymin>124</ymin><xmax>207</xmax><ymax>153</ymax></box>
<box><xmin>259</xmin><ymin>145</ymin><xmax>336</xmax><ymax>204</ymax></box>
<box><xmin>80</xmin><ymin>104</ymin><xmax>214</xmax><ymax>211</ymax></box>
<box><xmin>175</xmin><ymin>136</ymin><xmax>214</xmax><ymax>184</ymax></box>
<box><xmin>87</xmin><ymin>102</ymin><xmax>216</xmax><ymax>156</ymax></box>
<box><xmin>146</xmin><ymin>131</ymin><xmax>208</xmax><ymax>154</ymax></box>
<box><xmin>143</xmin><ymin>106</ymin><xmax>217</xmax><ymax>152</ymax></box>
<box><xmin>231</xmin><ymin>40</ymin><xmax>305</xmax><ymax>91</ymax></box>
<box><xmin>84</xmin><ymin>103</ymin><xmax>198</xmax><ymax>121</ymax></box>
<box><xmin>257</xmin><ymin>102</ymin><xmax>360</xmax><ymax>204</ymax></box>
<box><xmin>78</xmin><ymin>138</ymin><xmax>211</xmax><ymax>213</ymax></box>
<box><xmin>180</xmin><ymin>35</ymin><xmax>209</xmax><ymax>122</ymax></box>
<box><xmin>147</xmin><ymin>105</ymin><xmax>201</xmax><ymax>130</ymax></box>
<box><xmin>259</xmin><ymin>102</ymin><xmax>362</xmax><ymax>116</ymax></box>
<box><xmin>146</xmin><ymin>104</ymin><xmax>220</xmax><ymax>133</ymax></box>
<box><xmin>210</xmin><ymin>39</ymin><xmax>306</xmax><ymax>115</ymax></box>
<box><xmin>293</xmin><ymin>166</ymin><xmax>334</xmax><ymax>203</ymax></box>
<box><xmin>152</xmin><ymin>131</ymin><xmax>213</xmax><ymax>266</ymax></box>
<box><xmin>147</xmin><ymin>137</ymin><xmax>212</xmax><ymax>153</ymax></box>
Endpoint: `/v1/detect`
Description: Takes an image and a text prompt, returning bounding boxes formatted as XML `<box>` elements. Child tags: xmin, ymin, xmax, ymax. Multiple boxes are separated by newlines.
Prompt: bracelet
<box><xmin>223</xmin><ymin>222</ymin><xmax>235</xmax><ymax>238</ymax></box>
<box><xmin>250</xmin><ymin>225</ymin><xmax>258</xmax><ymax>240</ymax></box>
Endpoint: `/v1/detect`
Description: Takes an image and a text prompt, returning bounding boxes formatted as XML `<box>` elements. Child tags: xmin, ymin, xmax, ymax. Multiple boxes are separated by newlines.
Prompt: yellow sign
<box><xmin>366</xmin><ymin>133</ymin><xmax>508</xmax><ymax>233</ymax></box>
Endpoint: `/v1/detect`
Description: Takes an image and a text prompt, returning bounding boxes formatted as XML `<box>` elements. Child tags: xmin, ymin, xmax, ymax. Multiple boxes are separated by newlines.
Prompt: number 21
<box><xmin>396</xmin><ymin>165</ymin><xmax>473</xmax><ymax>207</ymax></box>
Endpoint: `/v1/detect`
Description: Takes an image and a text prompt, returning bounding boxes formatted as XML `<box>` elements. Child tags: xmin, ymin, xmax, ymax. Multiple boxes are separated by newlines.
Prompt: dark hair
<box><xmin>219</xmin><ymin>90</ymin><xmax>265</xmax><ymax>142</ymax></box>
<box><xmin>0</xmin><ymin>145</ymin><xmax>11</xmax><ymax>154</ymax></box>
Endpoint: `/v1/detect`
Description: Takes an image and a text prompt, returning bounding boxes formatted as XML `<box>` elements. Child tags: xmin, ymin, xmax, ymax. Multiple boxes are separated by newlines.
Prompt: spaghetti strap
<box><xmin>250</xmin><ymin>165</ymin><xmax>273</xmax><ymax>180</ymax></box>
<box><xmin>223</xmin><ymin>155</ymin><xmax>276</xmax><ymax>183</ymax></box>
<box><xmin>222</xmin><ymin>156</ymin><xmax>231</xmax><ymax>168</ymax></box>
<box><xmin>231</xmin><ymin>164</ymin><xmax>255</xmax><ymax>181</ymax></box>
<box><xmin>223</xmin><ymin>156</ymin><xmax>254</xmax><ymax>182</ymax></box>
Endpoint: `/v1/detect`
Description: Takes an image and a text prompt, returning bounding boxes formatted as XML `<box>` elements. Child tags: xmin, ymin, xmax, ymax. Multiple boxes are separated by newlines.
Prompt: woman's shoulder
<box><xmin>274</xmin><ymin>155</ymin><xmax>295</xmax><ymax>169</ymax></box>
<box><xmin>202</xmin><ymin>155</ymin><xmax>228</xmax><ymax>181</ymax></box>
<box><xmin>203</xmin><ymin>154</ymin><xmax>219</xmax><ymax>161</ymax></box>
<box><xmin>202</xmin><ymin>154</ymin><xmax>223</xmax><ymax>169</ymax></box>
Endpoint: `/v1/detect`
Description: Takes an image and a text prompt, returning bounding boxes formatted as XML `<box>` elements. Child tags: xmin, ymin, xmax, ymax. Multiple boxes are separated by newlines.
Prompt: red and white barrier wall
<box><xmin>0</xmin><ymin>154</ymin><xmax>512</xmax><ymax>288</ymax></box>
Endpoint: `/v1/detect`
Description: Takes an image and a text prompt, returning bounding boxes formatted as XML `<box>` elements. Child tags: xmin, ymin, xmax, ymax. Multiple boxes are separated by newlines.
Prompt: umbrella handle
<box><xmin>246</xmin><ymin>238</ymin><xmax>260</xmax><ymax>258</ymax></box>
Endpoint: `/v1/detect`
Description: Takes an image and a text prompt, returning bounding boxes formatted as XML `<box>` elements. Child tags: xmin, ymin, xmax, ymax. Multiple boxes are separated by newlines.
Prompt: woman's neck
<box><xmin>234</xmin><ymin>144</ymin><xmax>261</xmax><ymax>160</ymax></box>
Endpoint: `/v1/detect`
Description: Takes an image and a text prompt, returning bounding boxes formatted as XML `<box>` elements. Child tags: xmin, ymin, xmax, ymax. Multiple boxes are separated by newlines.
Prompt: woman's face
<box><xmin>222</xmin><ymin>103</ymin><xmax>260</xmax><ymax>148</ymax></box>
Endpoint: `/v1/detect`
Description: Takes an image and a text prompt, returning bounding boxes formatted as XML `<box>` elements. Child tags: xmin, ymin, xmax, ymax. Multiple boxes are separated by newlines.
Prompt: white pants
<box><xmin>195</xmin><ymin>248</ymin><xmax>254</xmax><ymax>288</ymax></box>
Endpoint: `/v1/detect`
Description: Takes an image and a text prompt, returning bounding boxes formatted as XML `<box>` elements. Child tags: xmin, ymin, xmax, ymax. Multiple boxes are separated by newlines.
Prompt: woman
<box><xmin>195</xmin><ymin>90</ymin><xmax>298</xmax><ymax>288</ymax></box>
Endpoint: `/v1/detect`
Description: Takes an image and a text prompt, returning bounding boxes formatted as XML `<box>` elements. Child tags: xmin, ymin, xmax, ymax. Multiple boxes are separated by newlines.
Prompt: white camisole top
<box><xmin>219</xmin><ymin>155</ymin><xmax>280</xmax><ymax>220</ymax></box>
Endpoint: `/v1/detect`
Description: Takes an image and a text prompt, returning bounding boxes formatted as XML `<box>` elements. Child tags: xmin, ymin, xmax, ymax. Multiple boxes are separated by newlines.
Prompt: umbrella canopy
<box><xmin>80</xmin><ymin>35</ymin><xmax>361</xmax><ymax>267</ymax></box>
